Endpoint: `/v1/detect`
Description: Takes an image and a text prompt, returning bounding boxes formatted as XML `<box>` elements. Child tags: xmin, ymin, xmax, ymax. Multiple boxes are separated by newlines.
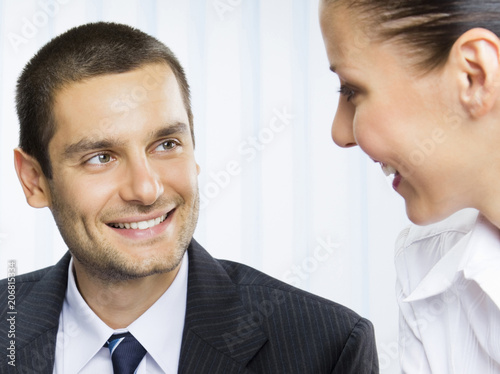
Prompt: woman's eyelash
<box><xmin>338</xmin><ymin>85</ymin><xmax>356</xmax><ymax>101</ymax></box>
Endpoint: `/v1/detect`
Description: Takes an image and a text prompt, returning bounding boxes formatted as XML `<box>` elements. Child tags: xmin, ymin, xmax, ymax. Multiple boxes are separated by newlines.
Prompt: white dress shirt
<box><xmin>53</xmin><ymin>252</ymin><xmax>188</xmax><ymax>374</ymax></box>
<box><xmin>396</xmin><ymin>208</ymin><xmax>500</xmax><ymax>373</ymax></box>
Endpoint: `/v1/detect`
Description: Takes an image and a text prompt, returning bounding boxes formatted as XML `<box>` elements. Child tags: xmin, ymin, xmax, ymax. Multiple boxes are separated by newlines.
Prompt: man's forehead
<box><xmin>48</xmin><ymin>63</ymin><xmax>189</xmax><ymax>158</ymax></box>
<box><xmin>53</xmin><ymin>63</ymin><xmax>175</xmax><ymax>103</ymax></box>
<box><xmin>52</xmin><ymin>65</ymin><xmax>184</xmax><ymax>126</ymax></box>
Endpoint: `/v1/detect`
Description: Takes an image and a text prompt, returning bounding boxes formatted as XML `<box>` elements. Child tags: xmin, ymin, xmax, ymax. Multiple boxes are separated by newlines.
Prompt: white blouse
<box><xmin>396</xmin><ymin>209</ymin><xmax>500</xmax><ymax>373</ymax></box>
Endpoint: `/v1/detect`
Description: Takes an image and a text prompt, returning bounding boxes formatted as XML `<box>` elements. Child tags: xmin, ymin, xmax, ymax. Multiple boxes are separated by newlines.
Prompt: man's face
<box><xmin>46</xmin><ymin>63</ymin><xmax>199</xmax><ymax>281</ymax></box>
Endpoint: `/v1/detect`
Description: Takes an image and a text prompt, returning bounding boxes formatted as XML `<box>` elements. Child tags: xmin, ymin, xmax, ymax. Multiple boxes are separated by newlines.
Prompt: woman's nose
<box><xmin>331</xmin><ymin>99</ymin><xmax>357</xmax><ymax>148</ymax></box>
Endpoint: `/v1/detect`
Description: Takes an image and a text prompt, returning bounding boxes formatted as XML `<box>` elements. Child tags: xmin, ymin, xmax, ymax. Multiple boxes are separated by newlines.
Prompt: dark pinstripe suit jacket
<box><xmin>0</xmin><ymin>239</ymin><xmax>378</xmax><ymax>373</ymax></box>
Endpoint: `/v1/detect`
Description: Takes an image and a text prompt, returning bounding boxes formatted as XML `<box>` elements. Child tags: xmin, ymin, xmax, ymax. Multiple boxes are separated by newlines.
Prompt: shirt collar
<box><xmin>60</xmin><ymin>258</ymin><xmax>115</xmax><ymax>371</ymax></box>
<box><xmin>461</xmin><ymin>215</ymin><xmax>500</xmax><ymax>308</ymax></box>
<box><xmin>61</xmin><ymin>252</ymin><xmax>188</xmax><ymax>373</ymax></box>
<box><xmin>405</xmin><ymin>214</ymin><xmax>500</xmax><ymax>306</ymax></box>
<box><xmin>128</xmin><ymin>251</ymin><xmax>188</xmax><ymax>372</ymax></box>
<box><xmin>403</xmin><ymin>228</ymin><xmax>471</xmax><ymax>302</ymax></box>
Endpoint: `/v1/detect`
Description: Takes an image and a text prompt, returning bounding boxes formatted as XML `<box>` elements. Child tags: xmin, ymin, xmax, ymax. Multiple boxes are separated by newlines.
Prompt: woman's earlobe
<box><xmin>13</xmin><ymin>148</ymin><xmax>51</xmax><ymax>208</ymax></box>
<box><xmin>454</xmin><ymin>28</ymin><xmax>500</xmax><ymax>118</ymax></box>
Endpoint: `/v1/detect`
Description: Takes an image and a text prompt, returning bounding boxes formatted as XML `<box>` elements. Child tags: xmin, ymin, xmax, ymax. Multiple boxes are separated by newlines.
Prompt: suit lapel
<box><xmin>178</xmin><ymin>240</ymin><xmax>268</xmax><ymax>373</ymax></box>
<box><xmin>7</xmin><ymin>252</ymin><xmax>70</xmax><ymax>373</ymax></box>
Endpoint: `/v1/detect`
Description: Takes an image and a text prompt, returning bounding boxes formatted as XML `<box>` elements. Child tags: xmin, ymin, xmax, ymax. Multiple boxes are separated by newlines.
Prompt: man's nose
<box><xmin>119</xmin><ymin>158</ymin><xmax>163</xmax><ymax>205</ymax></box>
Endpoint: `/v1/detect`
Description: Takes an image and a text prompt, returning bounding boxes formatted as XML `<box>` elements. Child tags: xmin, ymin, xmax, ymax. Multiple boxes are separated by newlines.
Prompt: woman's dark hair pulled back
<box><xmin>328</xmin><ymin>0</ymin><xmax>500</xmax><ymax>71</ymax></box>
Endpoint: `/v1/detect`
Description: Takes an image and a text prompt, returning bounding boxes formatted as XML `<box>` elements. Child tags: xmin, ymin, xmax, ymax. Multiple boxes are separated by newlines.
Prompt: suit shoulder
<box><xmin>0</xmin><ymin>265</ymin><xmax>57</xmax><ymax>311</ymax></box>
<box><xmin>218</xmin><ymin>258</ymin><xmax>365</xmax><ymax>325</ymax></box>
<box><xmin>218</xmin><ymin>258</ymin><xmax>377</xmax><ymax>372</ymax></box>
<box><xmin>0</xmin><ymin>265</ymin><xmax>54</xmax><ymax>285</ymax></box>
<box><xmin>0</xmin><ymin>254</ymin><xmax>70</xmax><ymax>312</ymax></box>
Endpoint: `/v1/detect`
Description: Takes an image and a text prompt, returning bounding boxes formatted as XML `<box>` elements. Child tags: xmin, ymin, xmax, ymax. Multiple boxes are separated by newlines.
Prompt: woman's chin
<box><xmin>405</xmin><ymin>202</ymin><xmax>454</xmax><ymax>226</ymax></box>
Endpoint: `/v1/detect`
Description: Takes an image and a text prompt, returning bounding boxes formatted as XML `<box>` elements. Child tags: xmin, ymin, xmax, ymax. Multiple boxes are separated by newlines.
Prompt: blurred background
<box><xmin>0</xmin><ymin>0</ymin><xmax>410</xmax><ymax>372</ymax></box>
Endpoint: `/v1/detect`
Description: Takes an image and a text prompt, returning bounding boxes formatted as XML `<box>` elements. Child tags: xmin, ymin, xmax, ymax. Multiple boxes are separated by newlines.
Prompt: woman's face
<box><xmin>319</xmin><ymin>2</ymin><xmax>478</xmax><ymax>224</ymax></box>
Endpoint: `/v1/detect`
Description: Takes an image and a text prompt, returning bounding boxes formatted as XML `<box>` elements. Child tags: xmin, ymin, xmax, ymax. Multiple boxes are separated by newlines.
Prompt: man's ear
<box><xmin>13</xmin><ymin>148</ymin><xmax>51</xmax><ymax>208</ymax></box>
<box><xmin>451</xmin><ymin>28</ymin><xmax>500</xmax><ymax>118</ymax></box>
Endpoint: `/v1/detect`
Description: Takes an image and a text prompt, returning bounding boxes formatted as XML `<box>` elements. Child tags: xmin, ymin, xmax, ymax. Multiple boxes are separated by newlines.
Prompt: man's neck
<box><xmin>72</xmin><ymin>260</ymin><xmax>180</xmax><ymax>329</ymax></box>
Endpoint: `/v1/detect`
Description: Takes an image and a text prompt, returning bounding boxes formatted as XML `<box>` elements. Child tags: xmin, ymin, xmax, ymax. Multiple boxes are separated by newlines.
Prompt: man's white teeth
<box><xmin>382</xmin><ymin>164</ymin><xmax>397</xmax><ymax>177</ymax></box>
<box><xmin>110</xmin><ymin>213</ymin><xmax>167</xmax><ymax>230</ymax></box>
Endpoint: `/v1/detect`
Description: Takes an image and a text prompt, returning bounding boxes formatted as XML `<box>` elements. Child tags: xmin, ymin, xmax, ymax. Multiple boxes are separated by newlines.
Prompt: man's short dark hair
<box><xmin>16</xmin><ymin>21</ymin><xmax>193</xmax><ymax>179</ymax></box>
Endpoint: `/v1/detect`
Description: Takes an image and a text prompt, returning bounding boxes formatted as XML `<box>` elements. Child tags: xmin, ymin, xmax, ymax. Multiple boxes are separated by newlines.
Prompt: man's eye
<box><xmin>87</xmin><ymin>153</ymin><xmax>112</xmax><ymax>165</ymax></box>
<box><xmin>155</xmin><ymin>140</ymin><xmax>178</xmax><ymax>151</ymax></box>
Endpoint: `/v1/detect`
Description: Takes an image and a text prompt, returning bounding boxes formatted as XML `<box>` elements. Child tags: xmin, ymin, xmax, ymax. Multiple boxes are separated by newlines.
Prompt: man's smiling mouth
<box><xmin>107</xmin><ymin>212</ymin><xmax>169</xmax><ymax>230</ymax></box>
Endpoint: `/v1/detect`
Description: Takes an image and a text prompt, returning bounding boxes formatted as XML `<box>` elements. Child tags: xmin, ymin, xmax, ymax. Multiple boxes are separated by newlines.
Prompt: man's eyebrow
<box><xmin>62</xmin><ymin>122</ymin><xmax>190</xmax><ymax>157</ymax></box>
<box><xmin>153</xmin><ymin>122</ymin><xmax>189</xmax><ymax>139</ymax></box>
<box><xmin>63</xmin><ymin>138</ymin><xmax>123</xmax><ymax>157</ymax></box>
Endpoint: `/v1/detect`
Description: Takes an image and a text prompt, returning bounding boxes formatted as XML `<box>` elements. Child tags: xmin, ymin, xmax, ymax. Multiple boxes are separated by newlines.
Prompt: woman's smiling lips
<box><xmin>373</xmin><ymin>159</ymin><xmax>402</xmax><ymax>191</ymax></box>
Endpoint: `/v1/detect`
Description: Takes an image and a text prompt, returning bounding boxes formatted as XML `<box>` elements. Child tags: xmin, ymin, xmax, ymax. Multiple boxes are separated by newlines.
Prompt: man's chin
<box><xmin>72</xmin><ymin>251</ymin><xmax>185</xmax><ymax>284</ymax></box>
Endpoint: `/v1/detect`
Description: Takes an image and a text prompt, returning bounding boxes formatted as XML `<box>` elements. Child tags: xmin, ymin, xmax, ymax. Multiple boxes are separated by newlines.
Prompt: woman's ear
<box><xmin>13</xmin><ymin>148</ymin><xmax>51</xmax><ymax>208</ymax></box>
<box><xmin>451</xmin><ymin>28</ymin><xmax>500</xmax><ymax>118</ymax></box>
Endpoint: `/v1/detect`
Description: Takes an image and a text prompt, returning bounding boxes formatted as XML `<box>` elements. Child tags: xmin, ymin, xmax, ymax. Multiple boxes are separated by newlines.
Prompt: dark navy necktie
<box><xmin>104</xmin><ymin>332</ymin><xmax>147</xmax><ymax>374</ymax></box>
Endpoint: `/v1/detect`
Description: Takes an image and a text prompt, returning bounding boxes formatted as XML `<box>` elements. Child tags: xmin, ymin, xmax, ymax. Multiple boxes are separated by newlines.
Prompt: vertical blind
<box><xmin>0</xmin><ymin>1</ymin><xmax>410</xmax><ymax>372</ymax></box>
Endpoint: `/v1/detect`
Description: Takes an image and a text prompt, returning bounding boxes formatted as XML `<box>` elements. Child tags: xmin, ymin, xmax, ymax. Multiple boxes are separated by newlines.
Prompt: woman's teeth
<box><xmin>109</xmin><ymin>213</ymin><xmax>168</xmax><ymax>230</ymax></box>
<box><xmin>382</xmin><ymin>164</ymin><xmax>397</xmax><ymax>177</ymax></box>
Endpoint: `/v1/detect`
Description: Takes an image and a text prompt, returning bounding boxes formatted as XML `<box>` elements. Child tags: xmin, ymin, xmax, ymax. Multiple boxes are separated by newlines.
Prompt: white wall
<box><xmin>0</xmin><ymin>1</ymin><xmax>410</xmax><ymax>372</ymax></box>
